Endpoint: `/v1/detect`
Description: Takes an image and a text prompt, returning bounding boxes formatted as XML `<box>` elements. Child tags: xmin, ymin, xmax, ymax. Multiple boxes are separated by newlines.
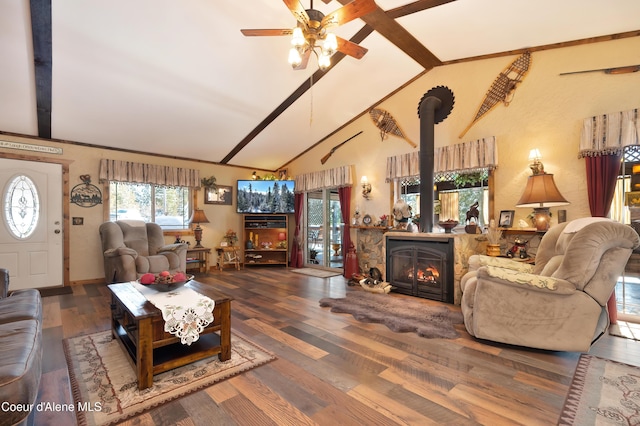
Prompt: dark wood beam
<box><xmin>221</xmin><ymin>1</ymin><xmax>451</xmax><ymax>164</ymax></box>
<box><xmin>220</xmin><ymin>25</ymin><xmax>375</xmax><ymax>164</ymax></box>
<box><xmin>30</xmin><ymin>0</ymin><xmax>53</xmax><ymax>139</ymax></box>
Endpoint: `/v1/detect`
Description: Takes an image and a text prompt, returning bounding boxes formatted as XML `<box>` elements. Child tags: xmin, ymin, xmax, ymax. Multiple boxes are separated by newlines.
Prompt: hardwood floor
<box><xmin>32</xmin><ymin>268</ymin><xmax>640</xmax><ymax>425</ymax></box>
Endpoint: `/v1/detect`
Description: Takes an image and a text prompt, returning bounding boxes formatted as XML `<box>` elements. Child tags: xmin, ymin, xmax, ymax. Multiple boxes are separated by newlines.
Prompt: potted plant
<box><xmin>223</xmin><ymin>229</ymin><xmax>238</xmax><ymax>246</ymax></box>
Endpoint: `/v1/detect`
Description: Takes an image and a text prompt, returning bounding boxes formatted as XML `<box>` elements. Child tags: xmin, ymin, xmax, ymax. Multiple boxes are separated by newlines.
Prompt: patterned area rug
<box><xmin>64</xmin><ymin>330</ymin><xmax>275</xmax><ymax>426</ymax></box>
<box><xmin>319</xmin><ymin>290</ymin><xmax>463</xmax><ymax>339</ymax></box>
<box><xmin>559</xmin><ymin>354</ymin><xmax>640</xmax><ymax>425</ymax></box>
<box><xmin>291</xmin><ymin>268</ymin><xmax>342</xmax><ymax>278</ymax></box>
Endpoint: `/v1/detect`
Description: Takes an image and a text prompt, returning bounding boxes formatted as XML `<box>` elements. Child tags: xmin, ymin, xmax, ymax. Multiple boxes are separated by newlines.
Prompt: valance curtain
<box><xmin>385</xmin><ymin>136</ymin><xmax>497</xmax><ymax>181</ymax></box>
<box><xmin>294</xmin><ymin>165</ymin><xmax>353</xmax><ymax>192</ymax></box>
<box><xmin>578</xmin><ymin>108</ymin><xmax>639</xmax><ymax>157</ymax></box>
<box><xmin>98</xmin><ymin>159</ymin><xmax>200</xmax><ymax>187</ymax></box>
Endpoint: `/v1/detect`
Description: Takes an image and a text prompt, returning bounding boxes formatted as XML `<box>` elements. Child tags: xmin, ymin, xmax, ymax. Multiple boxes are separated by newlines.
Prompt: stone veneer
<box><xmin>355</xmin><ymin>228</ymin><xmax>490</xmax><ymax>305</ymax></box>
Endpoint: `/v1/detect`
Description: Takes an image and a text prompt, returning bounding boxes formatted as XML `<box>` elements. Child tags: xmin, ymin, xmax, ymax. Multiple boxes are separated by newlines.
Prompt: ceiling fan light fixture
<box><xmin>288</xmin><ymin>47</ymin><xmax>302</xmax><ymax>67</ymax></box>
<box><xmin>291</xmin><ymin>27</ymin><xmax>306</xmax><ymax>47</ymax></box>
<box><xmin>323</xmin><ymin>32</ymin><xmax>337</xmax><ymax>55</ymax></box>
<box><xmin>318</xmin><ymin>51</ymin><xmax>331</xmax><ymax>70</ymax></box>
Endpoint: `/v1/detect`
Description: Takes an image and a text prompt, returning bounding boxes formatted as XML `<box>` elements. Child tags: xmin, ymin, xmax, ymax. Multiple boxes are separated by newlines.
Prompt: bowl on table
<box><xmin>438</xmin><ymin>220</ymin><xmax>459</xmax><ymax>234</ymax></box>
<box><xmin>138</xmin><ymin>272</ymin><xmax>194</xmax><ymax>292</ymax></box>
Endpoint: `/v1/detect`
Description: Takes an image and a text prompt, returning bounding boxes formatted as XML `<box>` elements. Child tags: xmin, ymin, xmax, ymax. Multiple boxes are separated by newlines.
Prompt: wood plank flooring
<box><xmin>31</xmin><ymin>268</ymin><xmax>640</xmax><ymax>425</ymax></box>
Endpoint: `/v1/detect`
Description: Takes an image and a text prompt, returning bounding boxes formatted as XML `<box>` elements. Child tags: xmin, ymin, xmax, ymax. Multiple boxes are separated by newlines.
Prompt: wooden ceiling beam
<box><xmin>29</xmin><ymin>0</ymin><xmax>53</xmax><ymax>139</ymax></box>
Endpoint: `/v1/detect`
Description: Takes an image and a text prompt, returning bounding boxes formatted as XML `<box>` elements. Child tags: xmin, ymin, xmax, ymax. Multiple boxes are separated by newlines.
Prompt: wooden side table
<box><xmin>186</xmin><ymin>247</ymin><xmax>211</xmax><ymax>274</ymax></box>
<box><xmin>215</xmin><ymin>246</ymin><xmax>241</xmax><ymax>270</ymax></box>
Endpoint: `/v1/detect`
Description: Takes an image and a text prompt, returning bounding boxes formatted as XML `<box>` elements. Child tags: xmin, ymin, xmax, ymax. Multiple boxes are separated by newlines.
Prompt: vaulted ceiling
<box><xmin>1</xmin><ymin>0</ymin><xmax>639</xmax><ymax>171</ymax></box>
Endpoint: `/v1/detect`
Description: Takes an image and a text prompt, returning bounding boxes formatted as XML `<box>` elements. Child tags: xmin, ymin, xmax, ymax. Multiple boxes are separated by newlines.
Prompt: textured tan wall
<box><xmin>287</xmin><ymin>37</ymin><xmax>640</xmax><ymax>229</ymax></box>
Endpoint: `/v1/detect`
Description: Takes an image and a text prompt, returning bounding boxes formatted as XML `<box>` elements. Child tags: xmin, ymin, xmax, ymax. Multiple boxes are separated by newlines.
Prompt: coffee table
<box><xmin>108</xmin><ymin>280</ymin><xmax>232</xmax><ymax>390</ymax></box>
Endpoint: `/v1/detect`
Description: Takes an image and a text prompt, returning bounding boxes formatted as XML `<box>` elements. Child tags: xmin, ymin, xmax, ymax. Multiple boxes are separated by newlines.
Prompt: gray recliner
<box><xmin>99</xmin><ymin>220</ymin><xmax>188</xmax><ymax>283</ymax></box>
<box><xmin>460</xmin><ymin>218</ymin><xmax>640</xmax><ymax>352</ymax></box>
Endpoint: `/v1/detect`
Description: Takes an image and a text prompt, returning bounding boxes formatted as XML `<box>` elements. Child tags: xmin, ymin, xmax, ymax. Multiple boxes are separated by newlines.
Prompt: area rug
<box><xmin>559</xmin><ymin>354</ymin><xmax>640</xmax><ymax>425</ymax></box>
<box><xmin>319</xmin><ymin>290</ymin><xmax>463</xmax><ymax>339</ymax></box>
<box><xmin>64</xmin><ymin>330</ymin><xmax>275</xmax><ymax>426</ymax></box>
<box><xmin>291</xmin><ymin>268</ymin><xmax>342</xmax><ymax>278</ymax></box>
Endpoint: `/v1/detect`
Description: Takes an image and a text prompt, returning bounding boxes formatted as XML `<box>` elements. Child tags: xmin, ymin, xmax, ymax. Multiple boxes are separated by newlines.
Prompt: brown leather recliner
<box><xmin>99</xmin><ymin>220</ymin><xmax>188</xmax><ymax>283</ymax></box>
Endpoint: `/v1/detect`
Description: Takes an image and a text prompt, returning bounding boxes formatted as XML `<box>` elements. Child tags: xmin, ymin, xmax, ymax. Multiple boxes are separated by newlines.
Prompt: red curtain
<box><xmin>290</xmin><ymin>193</ymin><xmax>304</xmax><ymax>268</ymax></box>
<box><xmin>338</xmin><ymin>186</ymin><xmax>352</xmax><ymax>277</ymax></box>
<box><xmin>585</xmin><ymin>153</ymin><xmax>623</xmax><ymax>323</ymax></box>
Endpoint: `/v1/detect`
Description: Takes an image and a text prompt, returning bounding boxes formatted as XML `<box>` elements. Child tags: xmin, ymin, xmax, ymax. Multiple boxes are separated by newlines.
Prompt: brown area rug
<box><xmin>64</xmin><ymin>330</ymin><xmax>275</xmax><ymax>426</ymax></box>
<box><xmin>319</xmin><ymin>290</ymin><xmax>463</xmax><ymax>339</ymax></box>
<box><xmin>559</xmin><ymin>354</ymin><xmax>640</xmax><ymax>425</ymax></box>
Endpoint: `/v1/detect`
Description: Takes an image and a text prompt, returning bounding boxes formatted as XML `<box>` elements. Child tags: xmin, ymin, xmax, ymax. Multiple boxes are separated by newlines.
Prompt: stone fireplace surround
<box><xmin>355</xmin><ymin>229</ymin><xmax>489</xmax><ymax>305</ymax></box>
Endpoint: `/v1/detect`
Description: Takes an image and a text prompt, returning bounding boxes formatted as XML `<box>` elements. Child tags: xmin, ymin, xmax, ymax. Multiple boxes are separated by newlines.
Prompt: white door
<box><xmin>0</xmin><ymin>158</ymin><xmax>63</xmax><ymax>290</ymax></box>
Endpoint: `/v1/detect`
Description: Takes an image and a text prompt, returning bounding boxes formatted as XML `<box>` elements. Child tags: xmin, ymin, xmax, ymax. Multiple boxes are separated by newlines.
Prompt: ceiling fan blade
<box><xmin>293</xmin><ymin>49</ymin><xmax>311</xmax><ymax>70</ymax></box>
<box><xmin>241</xmin><ymin>29</ymin><xmax>293</xmax><ymax>37</ymax></box>
<box><xmin>283</xmin><ymin>0</ymin><xmax>310</xmax><ymax>27</ymax></box>
<box><xmin>321</xmin><ymin>0</ymin><xmax>376</xmax><ymax>28</ymax></box>
<box><xmin>335</xmin><ymin>36</ymin><xmax>368</xmax><ymax>59</ymax></box>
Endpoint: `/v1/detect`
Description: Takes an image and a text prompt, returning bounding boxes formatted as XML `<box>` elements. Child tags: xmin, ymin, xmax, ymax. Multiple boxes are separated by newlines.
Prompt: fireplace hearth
<box><xmin>386</xmin><ymin>234</ymin><xmax>454</xmax><ymax>303</ymax></box>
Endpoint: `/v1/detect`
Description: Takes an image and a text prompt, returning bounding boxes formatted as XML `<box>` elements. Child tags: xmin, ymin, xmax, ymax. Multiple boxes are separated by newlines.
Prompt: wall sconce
<box><xmin>528</xmin><ymin>149</ymin><xmax>544</xmax><ymax>175</ymax></box>
<box><xmin>361</xmin><ymin>176</ymin><xmax>372</xmax><ymax>199</ymax></box>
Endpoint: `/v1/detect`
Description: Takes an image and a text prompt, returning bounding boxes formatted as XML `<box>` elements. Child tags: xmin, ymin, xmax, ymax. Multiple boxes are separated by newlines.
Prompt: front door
<box><xmin>0</xmin><ymin>158</ymin><xmax>63</xmax><ymax>290</ymax></box>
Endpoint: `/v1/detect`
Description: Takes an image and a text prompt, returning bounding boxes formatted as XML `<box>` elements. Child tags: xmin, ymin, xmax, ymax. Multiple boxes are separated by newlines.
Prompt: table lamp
<box><xmin>516</xmin><ymin>173</ymin><xmax>569</xmax><ymax>231</ymax></box>
<box><xmin>189</xmin><ymin>209</ymin><xmax>210</xmax><ymax>248</ymax></box>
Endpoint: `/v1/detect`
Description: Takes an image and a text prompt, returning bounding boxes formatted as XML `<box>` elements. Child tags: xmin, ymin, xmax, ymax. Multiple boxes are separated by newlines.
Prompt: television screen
<box><xmin>236</xmin><ymin>180</ymin><xmax>295</xmax><ymax>214</ymax></box>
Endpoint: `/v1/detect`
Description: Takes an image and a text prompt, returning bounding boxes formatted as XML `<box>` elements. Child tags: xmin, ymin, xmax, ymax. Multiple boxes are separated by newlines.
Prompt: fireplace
<box><xmin>386</xmin><ymin>234</ymin><xmax>454</xmax><ymax>303</ymax></box>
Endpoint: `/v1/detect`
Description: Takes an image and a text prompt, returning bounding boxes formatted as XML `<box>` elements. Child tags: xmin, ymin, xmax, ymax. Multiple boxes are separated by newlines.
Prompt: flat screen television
<box><xmin>236</xmin><ymin>180</ymin><xmax>295</xmax><ymax>214</ymax></box>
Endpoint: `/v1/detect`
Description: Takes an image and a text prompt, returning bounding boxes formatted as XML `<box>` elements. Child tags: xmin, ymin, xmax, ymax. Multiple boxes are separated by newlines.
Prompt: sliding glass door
<box><xmin>305</xmin><ymin>189</ymin><xmax>343</xmax><ymax>269</ymax></box>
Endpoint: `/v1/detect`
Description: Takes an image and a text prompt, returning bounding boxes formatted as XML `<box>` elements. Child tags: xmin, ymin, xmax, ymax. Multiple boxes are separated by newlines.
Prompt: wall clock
<box><xmin>362</xmin><ymin>214</ymin><xmax>372</xmax><ymax>225</ymax></box>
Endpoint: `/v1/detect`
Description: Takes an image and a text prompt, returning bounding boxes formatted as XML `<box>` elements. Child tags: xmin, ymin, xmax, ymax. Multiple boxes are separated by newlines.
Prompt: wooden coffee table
<box><xmin>108</xmin><ymin>280</ymin><xmax>232</xmax><ymax>390</ymax></box>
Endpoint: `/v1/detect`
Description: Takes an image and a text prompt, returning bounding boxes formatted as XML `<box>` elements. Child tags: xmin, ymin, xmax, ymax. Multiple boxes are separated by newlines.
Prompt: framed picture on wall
<box><xmin>205</xmin><ymin>185</ymin><xmax>232</xmax><ymax>205</ymax></box>
<box><xmin>499</xmin><ymin>210</ymin><xmax>515</xmax><ymax>228</ymax></box>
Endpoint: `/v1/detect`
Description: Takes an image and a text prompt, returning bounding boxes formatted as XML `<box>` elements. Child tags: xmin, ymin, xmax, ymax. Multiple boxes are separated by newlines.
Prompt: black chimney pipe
<box><xmin>417</xmin><ymin>86</ymin><xmax>455</xmax><ymax>233</ymax></box>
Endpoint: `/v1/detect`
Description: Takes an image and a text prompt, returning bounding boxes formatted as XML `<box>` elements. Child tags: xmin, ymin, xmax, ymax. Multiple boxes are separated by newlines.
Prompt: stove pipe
<box><xmin>417</xmin><ymin>86</ymin><xmax>455</xmax><ymax>233</ymax></box>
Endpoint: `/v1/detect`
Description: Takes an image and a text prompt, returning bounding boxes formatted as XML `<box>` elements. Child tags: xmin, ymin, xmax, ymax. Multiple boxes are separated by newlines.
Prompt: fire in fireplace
<box><xmin>386</xmin><ymin>234</ymin><xmax>454</xmax><ymax>303</ymax></box>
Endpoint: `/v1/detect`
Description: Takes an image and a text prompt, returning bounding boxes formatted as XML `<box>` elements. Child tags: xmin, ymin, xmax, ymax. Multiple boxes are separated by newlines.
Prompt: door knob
<box><xmin>54</xmin><ymin>229</ymin><xmax>61</xmax><ymax>234</ymax></box>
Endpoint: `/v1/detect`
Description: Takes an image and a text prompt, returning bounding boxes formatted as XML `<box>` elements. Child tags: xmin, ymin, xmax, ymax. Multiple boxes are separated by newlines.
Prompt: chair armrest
<box><xmin>477</xmin><ymin>265</ymin><xmax>576</xmax><ymax>295</ymax></box>
<box><xmin>158</xmin><ymin>243</ymin><xmax>187</xmax><ymax>253</ymax></box>
<box><xmin>104</xmin><ymin>247</ymin><xmax>138</xmax><ymax>258</ymax></box>
<box><xmin>469</xmin><ymin>254</ymin><xmax>534</xmax><ymax>273</ymax></box>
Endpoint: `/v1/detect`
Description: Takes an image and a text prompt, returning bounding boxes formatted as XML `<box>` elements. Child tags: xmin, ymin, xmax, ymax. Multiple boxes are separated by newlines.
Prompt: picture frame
<box><xmin>205</xmin><ymin>185</ymin><xmax>232</xmax><ymax>205</ymax></box>
<box><xmin>499</xmin><ymin>210</ymin><xmax>515</xmax><ymax>228</ymax></box>
<box><xmin>625</xmin><ymin>191</ymin><xmax>640</xmax><ymax>208</ymax></box>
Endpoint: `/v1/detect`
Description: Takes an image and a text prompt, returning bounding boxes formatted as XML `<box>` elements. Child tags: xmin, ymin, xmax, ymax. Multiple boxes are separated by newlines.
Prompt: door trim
<box><xmin>0</xmin><ymin>152</ymin><xmax>72</xmax><ymax>287</ymax></box>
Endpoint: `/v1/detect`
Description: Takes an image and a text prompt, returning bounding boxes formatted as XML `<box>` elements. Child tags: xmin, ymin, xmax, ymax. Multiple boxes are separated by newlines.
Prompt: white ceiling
<box><xmin>1</xmin><ymin>0</ymin><xmax>639</xmax><ymax>170</ymax></box>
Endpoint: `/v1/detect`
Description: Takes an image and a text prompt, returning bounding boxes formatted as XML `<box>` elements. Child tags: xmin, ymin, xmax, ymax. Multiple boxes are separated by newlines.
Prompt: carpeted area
<box><xmin>291</xmin><ymin>268</ymin><xmax>342</xmax><ymax>278</ymax></box>
<box><xmin>559</xmin><ymin>354</ymin><xmax>640</xmax><ymax>425</ymax></box>
<box><xmin>64</xmin><ymin>330</ymin><xmax>275</xmax><ymax>426</ymax></box>
<box><xmin>319</xmin><ymin>290</ymin><xmax>463</xmax><ymax>339</ymax></box>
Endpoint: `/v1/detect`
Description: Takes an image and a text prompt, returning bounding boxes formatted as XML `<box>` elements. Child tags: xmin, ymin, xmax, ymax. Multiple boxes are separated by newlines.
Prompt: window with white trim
<box><xmin>109</xmin><ymin>181</ymin><xmax>191</xmax><ymax>230</ymax></box>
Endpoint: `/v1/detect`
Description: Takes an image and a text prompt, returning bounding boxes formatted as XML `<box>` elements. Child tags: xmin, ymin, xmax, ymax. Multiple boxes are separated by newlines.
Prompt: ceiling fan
<box><xmin>241</xmin><ymin>0</ymin><xmax>376</xmax><ymax>70</ymax></box>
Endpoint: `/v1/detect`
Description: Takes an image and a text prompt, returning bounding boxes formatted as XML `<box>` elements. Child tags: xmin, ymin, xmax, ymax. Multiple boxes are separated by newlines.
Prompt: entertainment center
<box><xmin>243</xmin><ymin>214</ymin><xmax>289</xmax><ymax>266</ymax></box>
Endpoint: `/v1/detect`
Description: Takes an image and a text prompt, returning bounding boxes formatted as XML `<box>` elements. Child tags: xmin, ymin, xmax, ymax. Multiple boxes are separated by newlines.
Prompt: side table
<box><xmin>215</xmin><ymin>246</ymin><xmax>241</xmax><ymax>270</ymax></box>
<box><xmin>186</xmin><ymin>247</ymin><xmax>211</xmax><ymax>274</ymax></box>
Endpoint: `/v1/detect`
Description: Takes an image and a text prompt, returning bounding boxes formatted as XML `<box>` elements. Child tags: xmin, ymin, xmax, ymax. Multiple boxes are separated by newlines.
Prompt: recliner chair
<box><xmin>460</xmin><ymin>218</ymin><xmax>640</xmax><ymax>351</ymax></box>
<box><xmin>99</xmin><ymin>220</ymin><xmax>188</xmax><ymax>283</ymax></box>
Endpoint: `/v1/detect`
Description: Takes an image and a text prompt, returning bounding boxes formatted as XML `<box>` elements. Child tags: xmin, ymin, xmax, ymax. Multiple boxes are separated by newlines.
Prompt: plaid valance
<box><xmin>99</xmin><ymin>159</ymin><xmax>200</xmax><ymax>187</ymax></box>
<box><xmin>579</xmin><ymin>108</ymin><xmax>640</xmax><ymax>157</ymax></box>
<box><xmin>385</xmin><ymin>136</ymin><xmax>497</xmax><ymax>181</ymax></box>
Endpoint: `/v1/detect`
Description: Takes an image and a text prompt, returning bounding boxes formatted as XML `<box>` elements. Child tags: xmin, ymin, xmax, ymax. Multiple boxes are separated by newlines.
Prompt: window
<box><xmin>4</xmin><ymin>175</ymin><xmax>40</xmax><ymax>239</ymax></box>
<box><xmin>611</xmin><ymin>146</ymin><xmax>640</xmax><ymax>224</ymax></box>
<box><xmin>109</xmin><ymin>181</ymin><xmax>191</xmax><ymax>230</ymax></box>
<box><xmin>396</xmin><ymin>170</ymin><xmax>490</xmax><ymax>226</ymax></box>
